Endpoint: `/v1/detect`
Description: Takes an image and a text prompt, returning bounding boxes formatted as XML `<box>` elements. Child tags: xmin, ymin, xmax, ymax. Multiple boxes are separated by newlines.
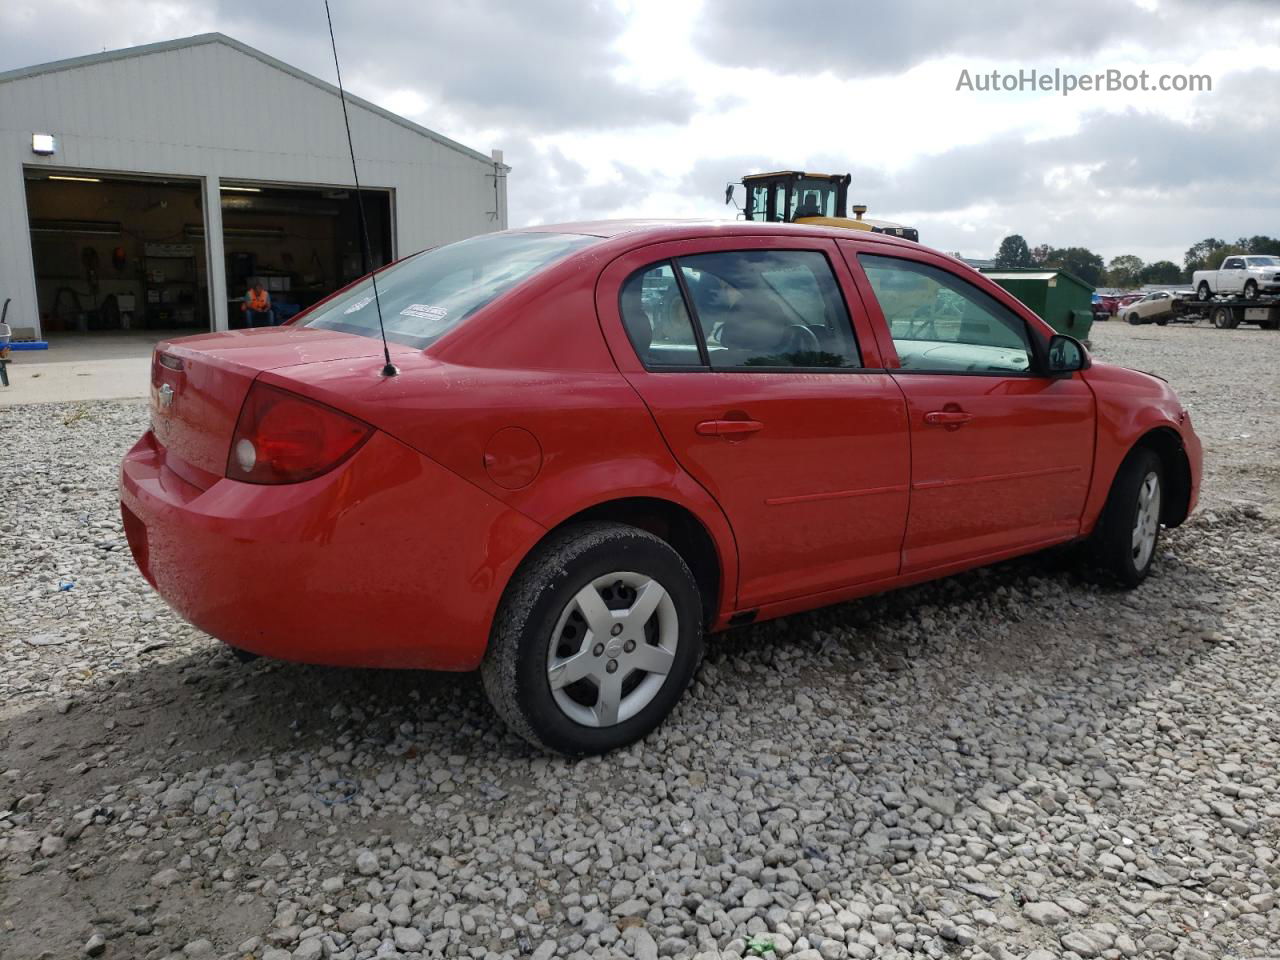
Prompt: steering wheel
<box><xmin>786</xmin><ymin>324</ymin><xmax>821</xmax><ymax>352</ymax></box>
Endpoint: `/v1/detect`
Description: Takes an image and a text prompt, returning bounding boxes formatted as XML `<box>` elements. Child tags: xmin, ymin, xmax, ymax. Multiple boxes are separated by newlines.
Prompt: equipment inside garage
<box><xmin>24</xmin><ymin>172</ymin><xmax>208</xmax><ymax>339</ymax></box>
<box><xmin>24</xmin><ymin>174</ymin><xmax>394</xmax><ymax>337</ymax></box>
<box><xmin>217</xmin><ymin>183</ymin><xmax>391</xmax><ymax>329</ymax></box>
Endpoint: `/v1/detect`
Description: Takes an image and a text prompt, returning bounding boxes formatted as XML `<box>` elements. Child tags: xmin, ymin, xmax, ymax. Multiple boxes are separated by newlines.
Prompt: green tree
<box><xmin>1207</xmin><ymin>244</ymin><xmax>1248</xmax><ymax>270</ymax></box>
<box><xmin>994</xmin><ymin>234</ymin><xmax>1033</xmax><ymax>268</ymax></box>
<box><xmin>1105</xmin><ymin>255</ymin><xmax>1145</xmax><ymax>288</ymax></box>
<box><xmin>1041</xmin><ymin>247</ymin><xmax>1105</xmax><ymax>287</ymax></box>
<box><xmin>1030</xmin><ymin>243</ymin><xmax>1053</xmax><ymax>266</ymax></box>
<box><xmin>1183</xmin><ymin>237</ymin><xmax>1225</xmax><ymax>276</ymax></box>
<box><xmin>1138</xmin><ymin>261</ymin><xmax>1181</xmax><ymax>284</ymax></box>
<box><xmin>1244</xmin><ymin>235</ymin><xmax>1280</xmax><ymax>256</ymax></box>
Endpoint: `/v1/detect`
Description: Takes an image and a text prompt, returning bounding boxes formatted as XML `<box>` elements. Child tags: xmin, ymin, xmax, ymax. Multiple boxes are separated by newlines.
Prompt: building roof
<box><xmin>0</xmin><ymin>32</ymin><xmax>502</xmax><ymax>169</ymax></box>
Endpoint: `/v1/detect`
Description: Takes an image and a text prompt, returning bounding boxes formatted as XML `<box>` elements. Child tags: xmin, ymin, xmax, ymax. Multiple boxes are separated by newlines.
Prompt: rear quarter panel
<box><xmin>269</xmin><ymin>242</ymin><xmax>741</xmax><ymax>627</ymax></box>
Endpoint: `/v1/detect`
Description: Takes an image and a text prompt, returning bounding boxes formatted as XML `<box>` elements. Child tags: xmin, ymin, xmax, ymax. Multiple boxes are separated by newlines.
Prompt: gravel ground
<box><xmin>2</xmin><ymin>320</ymin><xmax>1277</xmax><ymax>960</ymax></box>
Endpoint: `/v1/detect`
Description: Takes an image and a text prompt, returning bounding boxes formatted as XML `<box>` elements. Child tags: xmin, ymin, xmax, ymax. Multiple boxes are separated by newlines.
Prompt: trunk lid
<box><xmin>149</xmin><ymin>327</ymin><xmax>414</xmax><ymax>483</ymax></box>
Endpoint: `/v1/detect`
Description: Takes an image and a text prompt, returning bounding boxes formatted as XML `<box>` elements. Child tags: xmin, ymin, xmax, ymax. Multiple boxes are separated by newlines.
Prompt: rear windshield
<box><xmin>302</xmin><ymin>231</ymin><xmax>598</xmax><ymax>348</ymax></box>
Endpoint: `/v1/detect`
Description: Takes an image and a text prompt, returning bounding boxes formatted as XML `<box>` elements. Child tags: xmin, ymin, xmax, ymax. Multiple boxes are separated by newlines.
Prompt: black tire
<box><xmin>1196</xmin><ymin>282</ymin><xmax>1212</xmax><ymax>302</ymax></box>
<box><xmin>1091</xmin><ymin>447</ymin><xmax>1164</xmax><ymax>588</ymax></box>
<box><xmin>1261</xmin><ymin>319</ymin><xmax>1280</xmax><ymax>331</ymax></box>
<box><xmin>481</xmin><ymin>522</ymin><xmax>704</xmax><ymax>755</ymax></box>
<box><xmin>1126</xmin><ymin>313</ymin><xmax>1141</xmax><ymax>325</ymax></box>
<box><xmin>1212</xmin><ymin>306</ymin><xmax>1236</xmax><ymax>330</ymax></box>
<box><xmin>1244</xmin><ymin>279</ymin><xmax>1259</xmax><ymax>301</ymax></box>
<box><xmin>1155</xmin><ymin>316</ymin><xmax>1168</xmax><ymax>326</ymax></box>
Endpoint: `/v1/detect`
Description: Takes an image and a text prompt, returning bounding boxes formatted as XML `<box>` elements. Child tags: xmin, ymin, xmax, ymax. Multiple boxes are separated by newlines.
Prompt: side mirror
<box><xmin>1046</xmin><ymin>334</ymin><xmax>1089</xmax><ymax>375</ymax></box>
<box><xmin>724</xmin><ymin>184</ymin><xmax>735</xmax><ymax>206</ymax></box>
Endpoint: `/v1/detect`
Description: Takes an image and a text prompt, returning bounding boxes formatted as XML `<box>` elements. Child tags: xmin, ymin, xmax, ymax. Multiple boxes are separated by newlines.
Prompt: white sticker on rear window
<box><xmin>400</xmin><ymin>303</ymin><xmax>448</xmax><ymax>322</ymax></box>
<box><xmin>343</xmin><ymin>295</ymin><xmax>374</xmax><ymax>315</ymax></box>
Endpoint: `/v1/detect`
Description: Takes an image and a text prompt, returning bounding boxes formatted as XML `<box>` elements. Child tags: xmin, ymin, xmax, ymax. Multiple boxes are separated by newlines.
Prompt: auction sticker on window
<box><xmin>400</xmin><ymin>304</ymin><xmax>448</xmax><ymax>322</ymax></box>
<box><xmin>343</xmin><ymin>295</ymin><xmax>374</xmax><ymax>315</ymax></box>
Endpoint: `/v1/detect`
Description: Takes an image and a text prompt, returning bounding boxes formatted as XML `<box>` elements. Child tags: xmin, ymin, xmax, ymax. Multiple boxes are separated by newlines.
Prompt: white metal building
<box><xmin>0</xmin><ymin>33</ymin><xmax>507</xmax><ymax>342</ymax></box>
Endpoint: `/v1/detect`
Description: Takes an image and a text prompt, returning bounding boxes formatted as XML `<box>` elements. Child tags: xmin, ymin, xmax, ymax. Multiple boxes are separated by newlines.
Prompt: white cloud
<box><xmin>2</xmin><ymin>0</ymin><xmax>1277</xmax><ymax>266</ymax></box>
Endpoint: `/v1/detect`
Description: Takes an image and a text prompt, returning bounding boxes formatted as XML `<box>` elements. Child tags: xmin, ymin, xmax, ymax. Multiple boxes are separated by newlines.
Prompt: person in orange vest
<box><xmin>242</xmin><ymin>278</ymin><xmax>273</xmax><ymax>328</ymax></box>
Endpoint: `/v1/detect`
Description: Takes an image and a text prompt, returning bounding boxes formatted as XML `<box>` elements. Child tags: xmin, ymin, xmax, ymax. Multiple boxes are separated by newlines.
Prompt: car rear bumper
<box><xmin>120</xmin><ymin>429</ymin><xmax>545</xmax><ymax>670</ymax></box>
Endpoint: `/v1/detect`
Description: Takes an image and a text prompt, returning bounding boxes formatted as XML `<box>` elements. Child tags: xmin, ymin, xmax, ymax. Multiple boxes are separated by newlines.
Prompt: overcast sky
<box><xmin>3</xmin><ymin>0</ymin><xmax>1278</xmax><ymax>264</ymax></box>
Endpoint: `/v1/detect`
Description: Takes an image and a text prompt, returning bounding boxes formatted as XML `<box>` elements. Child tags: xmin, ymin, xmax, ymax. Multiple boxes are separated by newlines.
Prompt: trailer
<box><xmin>1173</xmin><ymin>293</ymin><xmax>1280</xmax><ymax>330</ymax></box>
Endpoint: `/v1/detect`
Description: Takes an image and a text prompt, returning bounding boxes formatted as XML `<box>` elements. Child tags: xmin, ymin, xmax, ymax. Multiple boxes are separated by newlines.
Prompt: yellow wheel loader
<box><xmin>726</xmin><ymin>171</ymin><xmax>918</xmax><ymax>243</ymax></box>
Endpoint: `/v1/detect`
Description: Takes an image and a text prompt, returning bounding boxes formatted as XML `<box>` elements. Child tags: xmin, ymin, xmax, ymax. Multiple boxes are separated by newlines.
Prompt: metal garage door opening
<box><xmin>217</xmin><ymin>182</ymin><xmax>392</xmax><ymax>328</ymax></box>
<box><xmin>23</xmin><ymin>170</ymin><xmax>209</xmax><ymax>347</ymax></box>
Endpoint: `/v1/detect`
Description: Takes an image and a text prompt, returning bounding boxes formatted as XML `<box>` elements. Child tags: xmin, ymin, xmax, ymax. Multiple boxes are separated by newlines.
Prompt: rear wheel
<box><xmin>1155</xmin><ymin>315</ymin><xmax>1168</xmax><ymax>326</ymax></box>
<box><xmin>1196</xmin><ymin>282</ymin><xmax>1212</xmax><ymax>302</ymax></box>
<box><xmin>481</xmin><ymin>522</ymin><xmax>703</xmax><ymax>755</ymax></box>
<box><xmin>1244</xmin><ymin>279</ymin><xmax>1259</xmax><ymax>301</ymax></box>
<box><xmin>1091</xmin><ymin>447</ymin><xmax>1164</xmax><ymax>588</ymax></box>
<box><xmin>1127</xmin><ymin>313</ymin><xmax>1141</xmax><ymax>325</ymax></box>
<box><xmin>1211</xmin><ymin>306</ymin><xmax>1238</xmax><ymax>329</ymax></box>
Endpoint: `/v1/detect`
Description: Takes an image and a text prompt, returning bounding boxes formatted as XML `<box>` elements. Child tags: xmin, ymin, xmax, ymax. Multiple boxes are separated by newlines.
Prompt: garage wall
<box><xmin>0</xmin><ymin>34</ymin><xmax>507</xmax><ymax>338</ymax></box>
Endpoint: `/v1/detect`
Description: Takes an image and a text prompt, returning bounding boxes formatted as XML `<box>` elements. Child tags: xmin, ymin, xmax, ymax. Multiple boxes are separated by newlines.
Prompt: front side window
<box><xmin>681</xmin><ymin>250</ymin><xmax>861</xmax><ymax>369</ymax></box>
<box><xmin>859</xmin><ymin>254</ymin><xmax>1034</xmax><ymax>374</ymax></box>
<box><xmin>304</xmin><ymin>232</ymin><xmax>597</xmax><ymax>348</ymax></box>
<box><xmin>747</xmin><ymin>183</ymin><xmax>770</xmax><ymax>222</ymax></box>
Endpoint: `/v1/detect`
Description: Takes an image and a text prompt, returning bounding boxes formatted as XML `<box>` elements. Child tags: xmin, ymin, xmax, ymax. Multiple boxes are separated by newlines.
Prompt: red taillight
<box><xmin>151</xmin><ymin>351</ymin><xmax>183</xmax><ymax>387</ymax></box>
<box><xmin>226</xmin><ymin>382</ymin><xmax>373</xmax><ymax>484</ymax></box>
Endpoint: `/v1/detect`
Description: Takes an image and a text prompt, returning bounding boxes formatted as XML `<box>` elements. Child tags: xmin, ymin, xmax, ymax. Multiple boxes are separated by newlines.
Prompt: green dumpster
<box><xmin>981</xmin><ymin>268</ymin><xmax>1095</xmax><ymax>344</ymax></box>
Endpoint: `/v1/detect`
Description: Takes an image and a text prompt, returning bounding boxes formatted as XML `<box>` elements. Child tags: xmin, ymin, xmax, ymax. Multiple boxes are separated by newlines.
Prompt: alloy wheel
<box><xmin>546</xmin><ymin>572</ymin><xmax>679</xmax><ymax>727</ymax></box>
<box><xmin>1131</xmin><ymin>471</ymin><xmax>1161</xmax><ymax>570</ymax></box>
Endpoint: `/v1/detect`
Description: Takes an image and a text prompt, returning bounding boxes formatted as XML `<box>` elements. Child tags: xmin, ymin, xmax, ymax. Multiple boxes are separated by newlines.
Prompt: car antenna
<box><xmin>324</xmin><ymin>0</ymin><xmax>397</xmax><ymax>378</ymax></box>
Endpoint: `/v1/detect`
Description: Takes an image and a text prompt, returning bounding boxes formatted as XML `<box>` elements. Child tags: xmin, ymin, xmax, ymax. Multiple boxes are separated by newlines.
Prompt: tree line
<box><xmin>986</xmin><ymin>234</ymin><xmax>1280</xmax><ymax>288</ymax></box>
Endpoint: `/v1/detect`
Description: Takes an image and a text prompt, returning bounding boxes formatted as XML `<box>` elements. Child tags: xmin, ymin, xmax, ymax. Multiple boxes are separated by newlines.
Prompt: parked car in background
<box><xmin>121</xmin><ymin>221</ymin><xmax>1202</xmax><ymax>755</ymax></box>
<box><xmin>1123</xmin><ymin>291</ymin><xmax>1175</xmax><ymax>325</ymax></box>
<box><xmin>1193</xmin><ymin>255</ymin><xmax>1280</xmax><ymax>301</ymax></box>
<box><xmin>1093</xmin><ymin>294</ymin><xmax>1121</xmax><ymax>321</ymax></box>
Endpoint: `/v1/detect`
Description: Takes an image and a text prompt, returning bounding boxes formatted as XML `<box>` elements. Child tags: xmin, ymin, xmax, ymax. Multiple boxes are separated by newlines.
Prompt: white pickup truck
<box><xmin>1192</xmin><ymin>255</ymin><xmax>1280</xmax><ymax>301</ymax></box>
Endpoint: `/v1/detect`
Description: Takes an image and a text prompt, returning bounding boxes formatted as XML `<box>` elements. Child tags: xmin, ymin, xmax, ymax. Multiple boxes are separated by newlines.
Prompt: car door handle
<box><xmin>696</xmin><ymin>419</ymin><xmax>764</xmax><ymax>437</ymax></box>
<box><xmin>924</xmin><ymin>410</ymin><xmax>974</xmax><ymax>427</ymax></box>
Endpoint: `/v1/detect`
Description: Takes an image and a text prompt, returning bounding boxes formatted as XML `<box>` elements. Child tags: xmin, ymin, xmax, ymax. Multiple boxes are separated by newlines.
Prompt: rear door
<box><xmin>596</xmin><ymin>236</ymin><xmax>910</xmax><ymax>610</ymax></box>
<box><xmin>842</xmin><ymin>244</ymin><xmax>1095</xmax><ymax>574</ymax></box>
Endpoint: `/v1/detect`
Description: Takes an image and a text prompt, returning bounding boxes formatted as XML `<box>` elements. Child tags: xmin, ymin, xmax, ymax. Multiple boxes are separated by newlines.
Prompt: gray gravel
<box><xmin>2</xmin><ymin>320</ymin><xmax>1278</xmax><ymax>960</ymax></box>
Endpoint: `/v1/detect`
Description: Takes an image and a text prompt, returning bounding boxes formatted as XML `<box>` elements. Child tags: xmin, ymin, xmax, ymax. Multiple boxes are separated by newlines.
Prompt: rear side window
<box><xmin>620</xmin><ymin>250</ymin><xmax>862</xmax><ymax>371</ymax></box>
<box><xmin>684</xmin><ymin>250</ymin><xmax>860</xmax><ymax>369</ymax></box>
<box><xmin>304</xmin><ymin>232</ymin><xmax>597</xmax><ymax>348</ymax></box>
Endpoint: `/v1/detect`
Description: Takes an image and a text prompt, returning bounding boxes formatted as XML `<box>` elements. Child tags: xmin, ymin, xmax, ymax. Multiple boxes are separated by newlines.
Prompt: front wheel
<box><xmin>1244</xmin><ymin>279</ymin><xmax>1259</xmax><ymax>301</ymax></box>
<box><xmin>1091</xmin><ymin>447</ymin><xmax>1164</xmax><ymax>587</ymax></box>
<box><xmin>1211</xmin><ymin>306</ymin><xmax>1238</xmax><ymax>329</ymax></box>
<box><xmin>481</xmin><ymin>522</ymin><xmax>704</xmax><ymax>755</ymax></box>
<box><xmin>1127</xmin><ymin>313</ymin><xmax>1141</xmax><ymax>325</ymax></box>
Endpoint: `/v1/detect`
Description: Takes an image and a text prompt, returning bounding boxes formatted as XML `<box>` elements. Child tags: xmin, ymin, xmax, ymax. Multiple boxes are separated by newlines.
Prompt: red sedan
<box><xmin>121</xmin><ymin>221</ymin><xmax>1201</xmax><ymax>754</ymax></box>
